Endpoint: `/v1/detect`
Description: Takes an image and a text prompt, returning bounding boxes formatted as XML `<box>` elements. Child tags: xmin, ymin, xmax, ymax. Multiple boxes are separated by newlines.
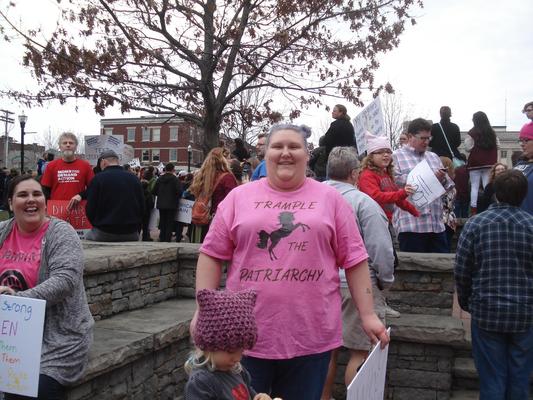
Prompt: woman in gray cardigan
<box><xmin>0</xmin><ymin>175</ymin><xmax>93</xmax><ymax>399</ymax></box>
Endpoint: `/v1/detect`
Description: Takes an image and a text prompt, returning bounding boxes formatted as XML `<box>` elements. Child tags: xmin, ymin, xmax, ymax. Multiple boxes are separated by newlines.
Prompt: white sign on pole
<box><xmin>352</xmin><ymin>97</ymin><xmax>386</xmax><ymax>155</ymax></box>
<box><xmin>347</xmin><ymin>328</ymin><xmax>391</xmax><ymax>400</ymax></box>
<box><xmin>0</xmin><ymin>295</ymin><xmax>46</xmax><ymax>397</ymax></box>
<box><xmin>84</xmin><ymin>135</ymin><xmax>125</xmax><ymax>165</ymax></box>
<box><xmin>406</xmin><ymin>159</ymin><xmax>446</xmax><ymax>208</ymax></box>
<box><xmin>175</xmin><ymin>199</ymin><xmax>194</xmax><ymax>223</ymax></box>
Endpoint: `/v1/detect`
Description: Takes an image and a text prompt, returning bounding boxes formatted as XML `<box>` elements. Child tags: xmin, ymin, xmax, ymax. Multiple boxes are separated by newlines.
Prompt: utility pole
<box><xmin>0</xmin><ymin>109</ymin><xmax>15</xmax><ymax>168</ymax></box>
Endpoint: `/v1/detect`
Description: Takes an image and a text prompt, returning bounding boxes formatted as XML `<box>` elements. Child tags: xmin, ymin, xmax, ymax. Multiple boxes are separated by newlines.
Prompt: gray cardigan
<box><xmin>0</xmin><ymin>217</ymin><xmax>94</xmax><ymax>386</ymax></box>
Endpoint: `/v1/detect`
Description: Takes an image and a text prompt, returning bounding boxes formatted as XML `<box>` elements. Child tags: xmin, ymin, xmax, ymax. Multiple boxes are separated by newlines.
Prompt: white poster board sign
<box><xmin>352</xmin><ymin>97</ymin><xmax>386</xmax><ymax>155</ymax></box>
<box><xmin>347</xmin><ymin>328</ymin><xmax>391</xmax><ymax>400</ymax></box>
<box><xmin>128</xmin><ymin>158</ymin><xmax>141</xmax><ymax>168</ymax></box>
<box><xmin>0</xmin><ymin>295</ymin><xmax>46</xmax><ymax>397</ymax></box>
<box><xmin>84</xmin><ymin>135</ymin><xmax>125</xmax><ymax>165</ymax></box>
<box><xmin>406</xmin><ymin>160</ymin><xmax>445</xmax><ymax>208</ymax></box>
<box><xmin>122</xmin><ymin>144</ymin><xmax>134</xmax><ymax>164</ymax></box>
<box><xmin>176</xmin><ymin>199</ymin><xmax>194</xmax><ymax>224</ymax></box>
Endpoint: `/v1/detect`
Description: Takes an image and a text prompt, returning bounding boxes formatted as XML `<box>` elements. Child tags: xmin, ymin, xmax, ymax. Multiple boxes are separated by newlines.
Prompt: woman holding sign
<box><xmin>0</xmin><ymin>175</ymin><xmax>93</xmax><ymax>399</ymax></box>
<box><xmin>192</xmin><ymin>124</ymin><xmax>388</xmax><ymax>400</ymax></box>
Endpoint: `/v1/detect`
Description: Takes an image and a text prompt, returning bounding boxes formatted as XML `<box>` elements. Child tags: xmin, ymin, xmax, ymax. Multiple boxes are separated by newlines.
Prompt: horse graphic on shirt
<box><xmin>257</xmin><ymin>211</ymin><xmax>310</xmax><ymax>260</ymax></box>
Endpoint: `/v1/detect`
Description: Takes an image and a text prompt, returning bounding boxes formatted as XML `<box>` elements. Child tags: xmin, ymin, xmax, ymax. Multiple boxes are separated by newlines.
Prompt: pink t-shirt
<box><xmin>200</xmin><ymin>178</ymin><xmax>368</xmax><ymax>359</ymax></box>
<box><xmin>0</xmin><ymin>221</ymin><xmax>50</xmax><ymax>292</ymax></box>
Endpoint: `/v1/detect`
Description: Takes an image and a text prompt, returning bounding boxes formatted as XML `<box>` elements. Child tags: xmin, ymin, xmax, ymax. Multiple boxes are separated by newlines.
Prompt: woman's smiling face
<box><xmin>266</xmin><ymin>129</ymin><xmax>309</xmax><ymax>191</ymax></box>
<box><xmin>9</xmin><ymin>179</ymin><xmax>47</xmax><ymax>234</ymax></box>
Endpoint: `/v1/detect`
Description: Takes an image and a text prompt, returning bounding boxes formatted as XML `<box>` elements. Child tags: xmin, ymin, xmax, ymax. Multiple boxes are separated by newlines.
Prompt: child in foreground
<box><xmin>185</xmin><ymin>289</ymin><xmax>278</xmax><ymax>400</ymax></box>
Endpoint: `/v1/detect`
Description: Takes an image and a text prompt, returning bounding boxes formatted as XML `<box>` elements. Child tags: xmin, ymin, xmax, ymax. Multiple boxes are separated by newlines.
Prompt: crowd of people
<box><xmin>0</xmin><ymin>100</ymin><xmax>531</xmax><ymax>400</ymax></box>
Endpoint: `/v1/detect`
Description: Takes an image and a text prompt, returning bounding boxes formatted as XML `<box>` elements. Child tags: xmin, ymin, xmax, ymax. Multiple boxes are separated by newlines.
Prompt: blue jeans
<box><xmin>471</xmin><ymin>320</ymin><xmax>533</xmax><ymax>400</ymax></box>
<box><xmin>397</xmin><ymin>231</ymin><xmax>449</xmax><ymax>253</ymax></box>
<box><xmin>242</xmin><ymin>351</ymin><xmax>331</xmax><ymax>400</ymax></box>
<box><xmin>454</xmin><ymin>200</ymin><xmax>470</xmax><ymax>218</ymax></box>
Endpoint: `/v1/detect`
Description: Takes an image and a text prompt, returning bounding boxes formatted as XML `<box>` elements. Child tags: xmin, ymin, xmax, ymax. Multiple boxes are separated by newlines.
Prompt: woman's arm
<box><xmin>345</xmin><ymin>261</ymin><xmax>390</xmax><ymax>348</ymax></box>
<box><xmin>190</xmin><ymin>252</ymin><xmax>224</xmax><ymax>335</ymax></box>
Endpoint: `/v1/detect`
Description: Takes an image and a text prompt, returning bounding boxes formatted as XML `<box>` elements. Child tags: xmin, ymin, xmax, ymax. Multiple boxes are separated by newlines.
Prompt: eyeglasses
<box><xmin>524</xmin><ymin>108</ymin><xmax>533</xmax><ymax>113</ymax></box>
<box><xmin>415</xmin><ymin>136</ymin><xmax>432</xmax><ymax>142</ymax></box>
<box><xmin>372</xmin><ymin>150</ymin><xmax>392</xmax><ymax>155</ymax></box>
<box><xmin>519</xmin><ymin>139</ymin><xmax>531</xmax><ymax>144</ymax></box>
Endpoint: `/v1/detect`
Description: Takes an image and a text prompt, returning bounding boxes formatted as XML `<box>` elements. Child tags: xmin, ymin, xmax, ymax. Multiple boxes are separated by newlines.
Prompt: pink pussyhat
<box><xmin>520</xmin><ymin>122</ymin><xmax>533</xmax><ymax>141</ymax></box>
<box><xmin>193</xmin><ymin>289</ymin><xmax>258</xmax><ymax>352</ymax></box>
<box><xmin>365</xmin><ymin>131</ymin><xmax>392</xmax><ymax>154</ymax></box>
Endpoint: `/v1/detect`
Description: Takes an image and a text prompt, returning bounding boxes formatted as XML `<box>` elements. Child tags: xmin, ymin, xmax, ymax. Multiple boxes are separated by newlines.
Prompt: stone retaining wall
<box><xmin>82</xmin><ymin>243</ymin><xmax>183</xmax><ymax>320</ymax></box>
<box><xmin>388</xmin><ymin>253</ymin><xmax>456</xmax><ymax>316</ymax></box>
<box><xmin>68</xmin><ymin>338</ymin><xmax>190</xmax><ymax>400</ymax></box>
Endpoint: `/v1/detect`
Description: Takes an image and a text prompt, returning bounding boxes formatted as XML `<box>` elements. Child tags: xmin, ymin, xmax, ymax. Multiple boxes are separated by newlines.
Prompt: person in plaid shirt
<box><xmin>392</xmin><ymin>118</ymin><xmax>454</xmax><ymax>252</ymax></box>
<box><xmin>455</xmin><ymin>169</ymin><xmax>533</xmax><ymax>400</ymax></box>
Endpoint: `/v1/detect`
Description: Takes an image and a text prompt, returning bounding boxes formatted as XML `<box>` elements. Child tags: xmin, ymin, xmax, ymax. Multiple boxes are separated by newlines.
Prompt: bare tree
<box><xmin>381</xmin><ymin>91</ymin><xmax>412</xmax><ymax>149</ymax></box>
<box><xmin>1</xmin><ymin>0</ymin><xmax>422</xmax><ymax>154</ymax></box>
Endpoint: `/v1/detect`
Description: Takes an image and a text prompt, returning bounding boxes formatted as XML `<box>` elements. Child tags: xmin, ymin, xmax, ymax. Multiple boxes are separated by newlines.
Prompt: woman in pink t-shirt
<box><xmin>191</xmin><ymin>124</ymin><xmax>389</xmax><ymax>400</ymax></box>
<box><xmin>0</xmin><ymin>175</ymin><xmax>93</xmax><ymax>400</ymax></box>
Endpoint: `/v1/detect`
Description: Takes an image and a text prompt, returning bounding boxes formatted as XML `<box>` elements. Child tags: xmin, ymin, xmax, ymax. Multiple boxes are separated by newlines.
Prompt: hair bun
<box><xmin>300</xmin><ymin>125</ymin><xmax>312</xmax><ymax>139</ymax></box>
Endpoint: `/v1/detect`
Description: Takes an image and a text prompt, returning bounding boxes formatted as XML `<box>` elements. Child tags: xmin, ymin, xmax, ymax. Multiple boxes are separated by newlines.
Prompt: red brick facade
<box><xmin>100</xmin><ymin>115</ymin><xmax>204</xmax><ymax>168</ymax></box>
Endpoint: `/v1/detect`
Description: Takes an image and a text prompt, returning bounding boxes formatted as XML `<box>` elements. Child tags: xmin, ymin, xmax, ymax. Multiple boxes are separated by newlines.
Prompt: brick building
<box><xmin>0</xmin><ymin>136</ymin><xmax>45</xmax><ymax>171</ymax></box>
<box><xmin>100</xmin><ymin>115</ymin><xmax>204</xmax><ymax>169</ymax></box>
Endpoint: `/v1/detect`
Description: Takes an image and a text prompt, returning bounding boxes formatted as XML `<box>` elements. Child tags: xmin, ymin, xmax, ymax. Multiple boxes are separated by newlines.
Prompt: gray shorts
<box><xmin>341</xmin><ymin>285</ymin><xmax>386</xmax><ymax>351</ymax></box>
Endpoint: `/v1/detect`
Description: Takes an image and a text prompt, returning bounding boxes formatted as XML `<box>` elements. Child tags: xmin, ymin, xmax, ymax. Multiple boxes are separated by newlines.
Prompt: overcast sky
<box><xmin>1</xmin><ymin>0</ymin><xmax>531</xmax><ymax>147</ymax></box>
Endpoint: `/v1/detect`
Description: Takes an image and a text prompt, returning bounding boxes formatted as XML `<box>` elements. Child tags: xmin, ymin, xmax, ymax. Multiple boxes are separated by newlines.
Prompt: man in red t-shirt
<box><xmin>41</xmin><ymin>132</ymin><xmax>94</xmax><ymax>210</ymax></box>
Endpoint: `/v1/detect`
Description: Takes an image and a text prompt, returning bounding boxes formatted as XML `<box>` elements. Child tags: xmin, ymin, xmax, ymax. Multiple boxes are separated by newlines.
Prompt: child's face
<box><xmin>212</xmin><ymin>349</ymin><xmax>244</xmax><ymax>371</ymax></box>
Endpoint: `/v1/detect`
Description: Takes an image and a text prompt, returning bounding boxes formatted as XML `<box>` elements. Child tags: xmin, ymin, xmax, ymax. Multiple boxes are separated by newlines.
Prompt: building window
<box><xmin>501</xmin><ymin>150</ymin><xmax>507</xmax><ymax>158</ymax></box>
<box><xmin>152</xmin><ymin>149</ymin><xmax>160</xmax><ymax>162</ymax></box>
<box><xmin>152</xmin><ymin>128</ymin><xmax>161</xmax><ymax>142</ymax></box>
<box><xmin>104</xmin><ymin>128</ymin><xmax>113</xmax><ymax>135</ymax></box>
<box><xmin>169</xmin><ymin>127</ymin><xmax>178</xmax><ymax>142</ymax></box>
<box><xmin>142</xmin><ymin>128</ymin><xmax>150</xmax><ymax>142</ymax></box>
<box><xmin>142</xmin><ymin>150</ymin><xmax>150</xmax><ymax>162</ymax></box>
<box><xmin>169</xmin><ymin>148</ymin><xmax>178</xmax><ymax>162</ymax></box>
<box><xmin>127</xmin><ymin>127</ymin><xmax>135</xmax><ymax>142</ymax></box>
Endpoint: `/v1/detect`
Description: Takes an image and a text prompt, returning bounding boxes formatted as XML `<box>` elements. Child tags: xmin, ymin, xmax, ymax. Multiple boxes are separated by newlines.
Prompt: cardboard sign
<box><xmin>0</xmin><ymin>295</ymin><xmax>46</xmax><ymax>397</ymax></box>
<box><xmin>47</xmin><ymin>200</ymin><xmax>92</xmax><ymax>239</ymax></box>
<box><xmin>347</xmin><ymin>328</ymin><xmax>391</xmax><ymax>400</ymax></box>
<box><xmin>84</xmin><ymin>135</ymin><xmax>126</xmax><ymax>166</ymax></box>
<box><xmin>352</xmin><ymin>97</ymin><xmax>386</xmax><ymax>155</ymax></box>
<box><xmin>175</xmin><ymin>199</ymin><xmax>194</xmax><ymax>224</ymax></box>
<box><xmin>406</xmin><ymin>160</ymin><xmax>446</xmax><ymax>208</ymax></box>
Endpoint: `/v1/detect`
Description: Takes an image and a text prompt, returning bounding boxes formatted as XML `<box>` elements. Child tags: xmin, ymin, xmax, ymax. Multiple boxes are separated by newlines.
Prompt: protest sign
<box><xmin>128</xmin><ymin>158</ymin><xmax>141</xmax><ymax>168</ymax></box>
<box><xmin>352</xmin><ymin>97</ymin><xmax>386</xmax><ymax>155</ymax></box>
<box><xmin>84</xmin><ymin>135</ymin><xmax>125</xmax><ymax>165</ymax></box>
<box><xmin>122</xmin><ymin>144</ymin><xmax>135</xmax><ymax>164</ymax></box>
<box><xmin>47</xmin><ymin>200</ymin><xmax>92</xmax><ymax>239</ymax></box>
<box><xmin>0</xmin><ymin>295</ymin><xmax>46</xmax><ymax>397</ymax></box>
<box><xmin>176</xmin><ymin>199</ymin><xmax>194</xmax><ymax>224</ymax></box>
<box><xmin>347</xmin><ymin>328</ymin><xmax>391</xmax><ymax>400</ymax></box>
<box><xmin>406</xmin><ymin>160</ymin><xmax>446</xmax><ymax>208</ymax></box>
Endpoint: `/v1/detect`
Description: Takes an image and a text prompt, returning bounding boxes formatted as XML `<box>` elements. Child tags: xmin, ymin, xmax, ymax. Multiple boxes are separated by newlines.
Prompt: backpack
<box><xmin>191</xmin><ymin>173</ymin><xmax>228</xmax><ymax>225</ymax></box>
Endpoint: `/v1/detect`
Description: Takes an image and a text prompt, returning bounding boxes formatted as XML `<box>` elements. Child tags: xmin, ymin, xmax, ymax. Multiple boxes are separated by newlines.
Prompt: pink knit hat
<box><xmin>520</xmin><ymin>122</ymin><xmax>533</xmax><ymax>140</ymax></box>
<box><xmin>193</xmin><ymin>289</ymin><xmax>258</xmax><ymax>352</ymax></box>
<box><xmin>365</xmin><ymin>131</ymin><xmax>392</xmax><ymax>154</ymax></box>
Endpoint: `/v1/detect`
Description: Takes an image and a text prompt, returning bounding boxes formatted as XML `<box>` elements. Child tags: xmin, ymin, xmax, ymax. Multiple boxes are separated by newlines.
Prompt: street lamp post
<box><xmin>18</xmin><ymin>113</ymin><xmax>28</xmax><ymax>174</ymax></box>
<box><xmin>187</xmin><ymin>145</ymin><xmax>192</xmax><ymax>173</ymax></box>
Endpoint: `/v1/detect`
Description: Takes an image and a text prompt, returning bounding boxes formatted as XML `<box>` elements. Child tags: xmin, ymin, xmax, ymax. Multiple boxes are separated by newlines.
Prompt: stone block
<box><xmin>111</xmin><ymin>289</ymin><xmax>123</xmax><ymax>300</ymax></box>
<box><xmin>388</xmin><ymin>369</ymin><xmax>451</xmax><ymax>390</ymax></box>
<box><xmin>129</xmin><ymin>291</ymin><xmax>145</xmax><ymax>309</ymax></box>
<box><xmin>121</xmin><ymin>277</ymin><xmax>141</xmax><ymax>292</ymax></box>
<box><xmin>112</xmin><ymin>298</ymin><xmax>129</xmax><ymax>314</ymax></box>
<box><xmin>391</xmin><ymin>387</ymin><xmax>438</xmax><ymax>400</ymax></box>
